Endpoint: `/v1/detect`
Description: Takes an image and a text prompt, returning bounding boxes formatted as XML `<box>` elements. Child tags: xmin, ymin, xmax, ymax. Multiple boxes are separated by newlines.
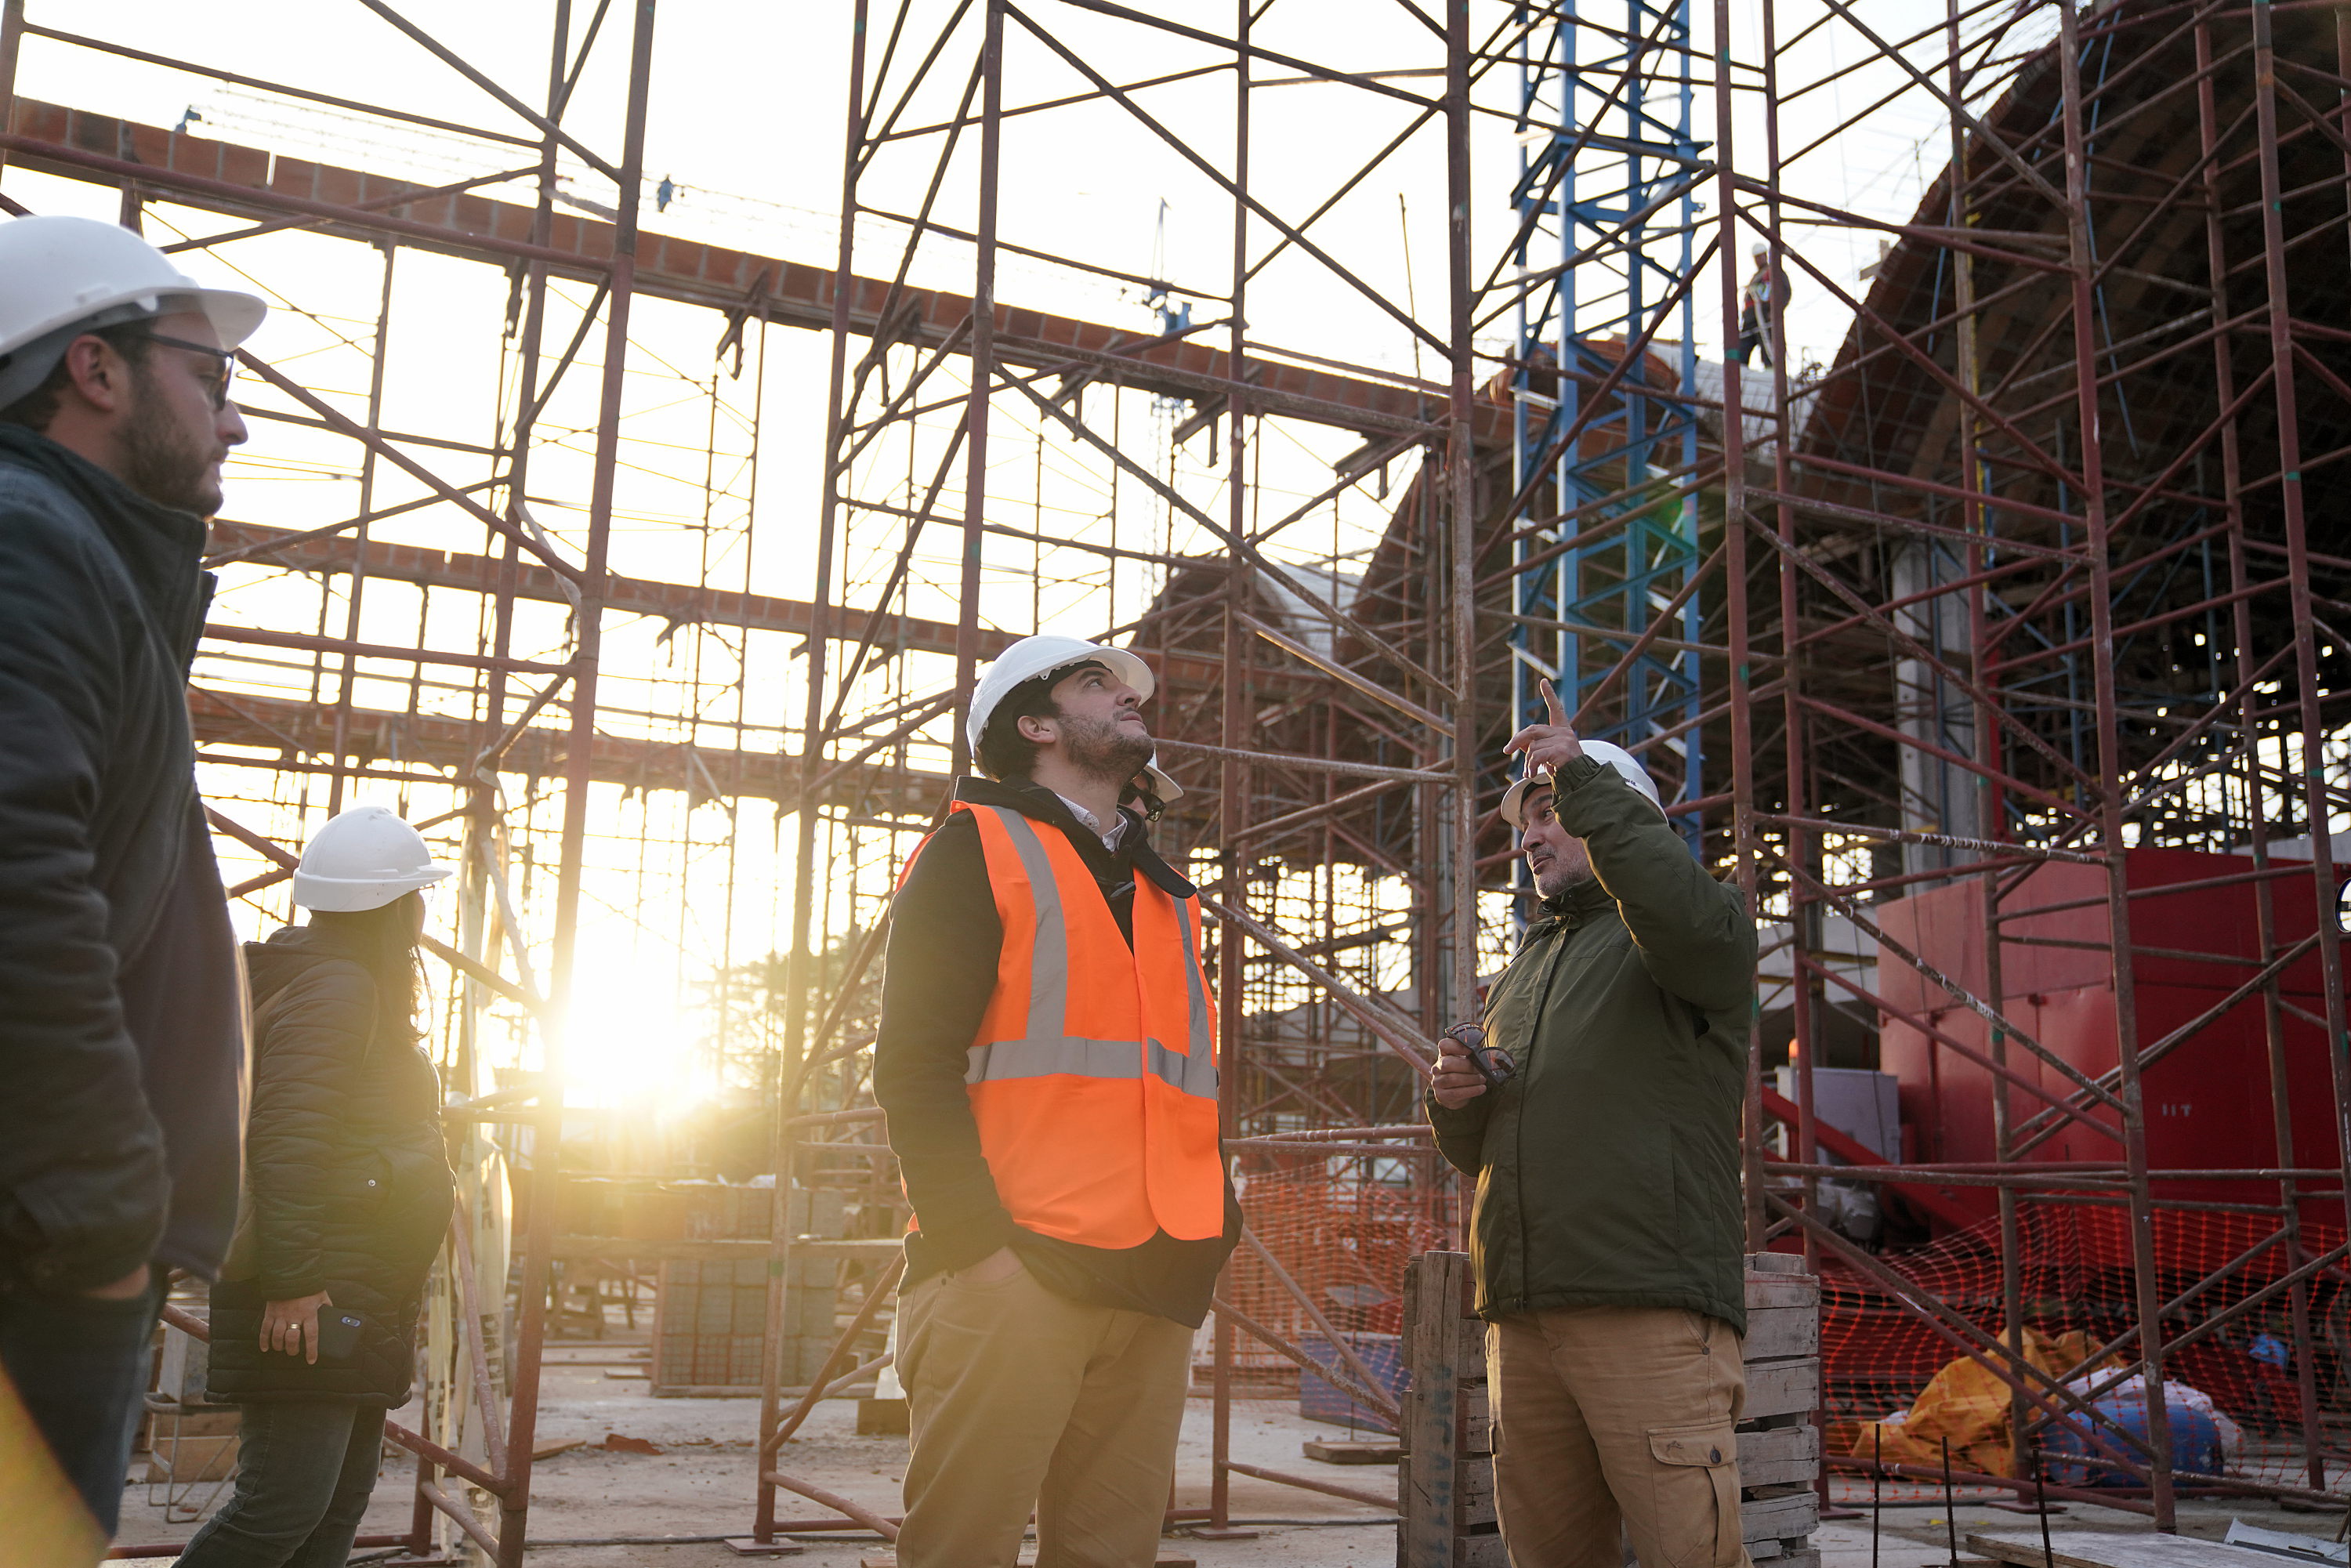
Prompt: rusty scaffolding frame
<box><xmin>2</xmin><ymin>0</ymin><xmax>2348</xmax><ymax>1559</ymax></box>
<box><xmin>748</xmin><ymin>0</ymin><xmax>1488</xmax><ymax>1544</ymax></box>
<box><xmin>1729</xmin><ymin>0</ymin><xmax>2351</xmax><ymax>1534</ymax></box>
<box><xmin>0</xmin><ymin>2</ymin><xmax>759</xmax><ymax>1560</ymax></box>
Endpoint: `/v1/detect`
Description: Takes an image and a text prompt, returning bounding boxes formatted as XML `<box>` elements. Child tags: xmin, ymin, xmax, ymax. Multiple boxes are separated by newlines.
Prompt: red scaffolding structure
<box><xmin>5</xmin><ymin>0</ymin><xmax>2350</xmax><ymax>1557</ymax></box>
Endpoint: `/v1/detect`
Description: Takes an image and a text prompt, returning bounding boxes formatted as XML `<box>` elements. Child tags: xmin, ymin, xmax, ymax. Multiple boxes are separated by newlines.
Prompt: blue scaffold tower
<box><xmin>1507</xmin><ymin>1</ymin><xmax>1709</xmax><ymax>857</ymax></box>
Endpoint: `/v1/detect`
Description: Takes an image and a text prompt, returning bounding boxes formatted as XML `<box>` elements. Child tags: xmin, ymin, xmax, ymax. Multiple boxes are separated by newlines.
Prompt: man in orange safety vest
<box><xmin>875</xmin><ymin>634</ymin><xmax>1237</xmax><ymax>1568</ymax></box>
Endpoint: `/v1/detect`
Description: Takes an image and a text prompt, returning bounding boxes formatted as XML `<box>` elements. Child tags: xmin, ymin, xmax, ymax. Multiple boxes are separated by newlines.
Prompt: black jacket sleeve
<box><xmin>247</xmin><ymin>961</ymin><xmax>375</xmax><ymax>1299</ymax></box>
<box><xmin>872</xmin><ymin>814</ymin><xmax>1020</xmax><ymax>1273</ymax></box>
<box><xmin>0</xmin><ymin>494</ymin><xmax>167</xmax><ymax>1294</ymax></box>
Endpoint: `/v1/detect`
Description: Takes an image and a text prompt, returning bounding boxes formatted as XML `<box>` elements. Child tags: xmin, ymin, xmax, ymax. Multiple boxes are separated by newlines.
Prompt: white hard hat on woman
<box><xmin>290</xmin><ymin>806</ymin><xmax>452</xmax><ymax>912</ymax></box>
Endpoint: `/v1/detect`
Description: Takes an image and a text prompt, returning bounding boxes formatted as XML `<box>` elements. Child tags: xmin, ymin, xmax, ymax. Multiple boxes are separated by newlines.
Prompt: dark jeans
<box><xmin>176</xmin><ymin>1400</ymin><xmax>386</xmax><ymax>1568</ymax></box>
<box><xmin>0</xmin><ymin>1279</ymin><xmax>164</xmax><ymax>1534</ymax></box>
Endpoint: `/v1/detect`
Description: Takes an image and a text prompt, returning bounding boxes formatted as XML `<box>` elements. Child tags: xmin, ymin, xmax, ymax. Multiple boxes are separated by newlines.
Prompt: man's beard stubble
<box><xmin>117</xmin><ymin>371</ymin><xmax>223</xmax><ymax>516</ymax></box>
<box><xmin>1061</xmin><ymin>709</ymin><xmax>1154</xmax><ymax>788</ymax></box>
<box><xmin>1531</xmin><ymin>851</ymin><xmax>1596</xmax><ymax>901</ymax></box>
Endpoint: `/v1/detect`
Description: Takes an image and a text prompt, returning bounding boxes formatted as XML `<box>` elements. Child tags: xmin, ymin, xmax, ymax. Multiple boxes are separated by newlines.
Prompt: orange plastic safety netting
<box><xmin>1820</xmin><ymin>1200</ymin><xmax>2351</xmax><ymax>1501</ymax></box>
<box><xmin>1223</xmin><ymin>1160</ymin><xmax>1461</xmax><ymax>1414</ymax></box>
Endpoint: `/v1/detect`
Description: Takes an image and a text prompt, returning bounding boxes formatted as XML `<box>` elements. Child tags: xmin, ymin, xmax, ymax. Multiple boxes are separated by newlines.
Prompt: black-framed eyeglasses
<box><xmin>127</xmin><ymin>331</ymin><xmax>235</xmax><ymax>411</ymax></box>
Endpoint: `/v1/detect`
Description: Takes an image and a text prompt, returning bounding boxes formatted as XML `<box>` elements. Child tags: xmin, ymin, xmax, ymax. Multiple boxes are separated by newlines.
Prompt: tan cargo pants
<box><xmin>893</xmin><ymin>1262</ymin><xmax>1194</xmax><ymax>1568</ymax></box>
<box><xmin>1487</xmin><ymin>1305</ymin><xmax>1751</xmax><ymax>1568</ymax></box>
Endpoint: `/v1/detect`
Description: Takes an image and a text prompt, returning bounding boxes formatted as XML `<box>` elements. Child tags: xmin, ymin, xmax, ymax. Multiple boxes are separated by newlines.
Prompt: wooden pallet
<box><xmin>1741</xmin><ymin>1252</ymin><xmax>1823</xmax><ymax>1566</ymax></box>
<box><xmin>1396</xmin><ymin>1252</ymin><xmax>1822</xmax><ymax>1568</ymax></box>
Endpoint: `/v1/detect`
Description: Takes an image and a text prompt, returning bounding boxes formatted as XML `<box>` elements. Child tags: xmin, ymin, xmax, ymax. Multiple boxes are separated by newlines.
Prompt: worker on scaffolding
<box><xmin>0</xmin><ymin>214</ymin><xmax>263</xmax><ymax>1541</ymax></box>
<box><xmin>1736</xmin><ymin>240</ymin><xmax>1788</xmax><ymax>368</ymax></box>
<box><xmin>1427</xmin><ymin>679</ymin><xmax>1758</xmax><ymax>1568</ymax></box>
<box><xmin>875</xmin><ymin>635</ymin><xmax>1234</xmax><ymax>1568</ymax></box>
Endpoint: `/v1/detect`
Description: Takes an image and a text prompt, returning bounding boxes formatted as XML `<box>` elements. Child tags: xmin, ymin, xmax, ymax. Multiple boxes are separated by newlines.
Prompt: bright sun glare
<box><xmin>553</xmin><ymin>972</ymin><xmax>716</xmax><ymax>1116</ymax></box>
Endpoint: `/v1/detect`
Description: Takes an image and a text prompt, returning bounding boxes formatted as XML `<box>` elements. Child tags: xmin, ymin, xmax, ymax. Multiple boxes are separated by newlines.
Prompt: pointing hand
<box><xmin>1503</xmin><ymin>677</ymin><xmax>1586</xmax><ymax>779</ymax></box>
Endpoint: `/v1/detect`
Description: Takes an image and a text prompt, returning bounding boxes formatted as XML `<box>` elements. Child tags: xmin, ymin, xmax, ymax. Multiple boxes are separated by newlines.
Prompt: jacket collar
<box><xmin>948</xmin><ymin>774</ymin><xmax>1197</xmax><ymax>899</ymax></box>
<box><xmin>0</xmin><ymin>425</ymin><xmax>212</xmax><ymax>653</ymax></box>
<box><xmin>1525</xmin><ymin>875</ymin><xmax>1614</xmax><ymax>940</ymax></box>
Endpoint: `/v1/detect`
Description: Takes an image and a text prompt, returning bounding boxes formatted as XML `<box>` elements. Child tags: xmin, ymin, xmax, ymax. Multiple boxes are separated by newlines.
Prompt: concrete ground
<box><xmin>1816</xmin><ymin>1491</ymin><xmax>2350</xmax><ymax>1566</ymax></box>
<box><xmin>113</xmin><ymin>1342</ymin><xmax>1396</xmax><ymax>1566</ymax></box>
<box><xmin>110</xmin><ymin>1353</ymin><xmax>2351</xmax><ymax>1566</ymax></box>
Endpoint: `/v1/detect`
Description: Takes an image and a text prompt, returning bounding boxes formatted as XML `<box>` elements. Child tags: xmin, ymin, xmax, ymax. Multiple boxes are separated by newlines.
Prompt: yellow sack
<box><xmin>1847</xmin><ymin>1327</ymin><xmax>2106</xmax><ymax>1479</ymax></box>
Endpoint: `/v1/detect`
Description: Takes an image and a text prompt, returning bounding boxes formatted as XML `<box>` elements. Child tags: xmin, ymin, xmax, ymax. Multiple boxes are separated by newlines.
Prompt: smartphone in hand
<box><xmin>314</xmin><ymin>1307</ymin><xmax>364</xmax><ymax>1363</ymax></box>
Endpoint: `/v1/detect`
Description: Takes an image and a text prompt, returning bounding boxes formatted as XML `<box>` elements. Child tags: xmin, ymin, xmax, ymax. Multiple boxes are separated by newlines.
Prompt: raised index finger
<box><xmin>1538</xmin><ymin>676</ymin><xmax>1569</xmax><ymax>727</ymax></box>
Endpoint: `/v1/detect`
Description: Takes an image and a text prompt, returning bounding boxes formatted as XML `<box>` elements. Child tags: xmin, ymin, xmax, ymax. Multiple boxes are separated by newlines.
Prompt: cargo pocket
<box><xmin>1647</xmin><ymin>1419</ymin><xmax>1741</xmax><ymax>1567</ymax></box>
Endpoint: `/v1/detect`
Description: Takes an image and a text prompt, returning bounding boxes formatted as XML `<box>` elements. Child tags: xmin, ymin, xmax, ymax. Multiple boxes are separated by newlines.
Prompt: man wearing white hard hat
<box><xmin>0</xmin><ymin>214</ymin><xmax>266</xmax><ymax>1534</ymax></box>
<box><xmin>875</xmin><ymin>635</ymin><xmax>1236</xmax><ymax>1567</ymax></box>
<box><xmin>1427</xmin><ymin>679</ymin><xmax>1759</xmax><ymax>1568</ymax></box>
<box><xmin>183</xmin><ymin>807</ymin><xmax>455</xmax><ymax>1568</ymax></box>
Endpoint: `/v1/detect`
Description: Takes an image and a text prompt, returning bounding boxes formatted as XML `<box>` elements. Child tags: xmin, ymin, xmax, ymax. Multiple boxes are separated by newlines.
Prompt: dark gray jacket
<box><xmin>0</xmin><ymin>426</ymin><xmax>248</xmax><ymax>1295</ymax></box>
<box><xmin>208</xmin><ymin>928</ymin><xmax>453</xmax><ymax>1405</ymax></box>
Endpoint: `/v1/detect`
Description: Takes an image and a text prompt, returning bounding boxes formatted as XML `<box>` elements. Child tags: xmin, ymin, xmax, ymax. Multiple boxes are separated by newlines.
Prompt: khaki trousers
<box><xmin>1487</xmin><ymin>1306</ymin><xmax>1751</xmax><ymax>1568</ymax></box>
<box><xmin>894</xmin><ymin>1262</ymin><xmax>1194</xmax><ymax>1568</ymax></box>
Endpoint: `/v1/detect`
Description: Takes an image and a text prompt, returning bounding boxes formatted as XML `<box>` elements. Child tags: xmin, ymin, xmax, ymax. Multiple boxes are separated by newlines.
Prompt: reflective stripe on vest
<box><xmin>962</xmin><ymin>807</ymin><xmax>1217</xmax><ymax>1101</ymax></box>
<box><xmin>965</xmin><ymin>1035</ymin><xmax>1219</xmax><ymax>1099</ymax></box>
<box><xmin>921</xmin><ymin>801</ymin><xmax>1224</xmax><ymax>1248</ymax></box>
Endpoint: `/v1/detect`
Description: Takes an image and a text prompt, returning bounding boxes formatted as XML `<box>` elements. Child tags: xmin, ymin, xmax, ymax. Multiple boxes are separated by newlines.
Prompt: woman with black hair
<box><xmin>182</xmin><ymin>806</ymin><xmax>457</xmax><ymax>1567</ymax></box>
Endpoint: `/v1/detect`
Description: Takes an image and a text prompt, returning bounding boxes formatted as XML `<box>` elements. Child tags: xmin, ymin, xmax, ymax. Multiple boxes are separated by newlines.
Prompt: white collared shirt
<box><xmin>1053</xmin><ymin>791</ymin><xmax>1128</xmax><ymax>852</ymax></box>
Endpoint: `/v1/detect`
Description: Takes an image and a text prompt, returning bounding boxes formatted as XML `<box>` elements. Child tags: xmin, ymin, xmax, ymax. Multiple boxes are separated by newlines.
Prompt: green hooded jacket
<box><xmin>1427</xmin><ymin>754</ymin><xmax>1757</xmax><ymax>1331</ymax></box>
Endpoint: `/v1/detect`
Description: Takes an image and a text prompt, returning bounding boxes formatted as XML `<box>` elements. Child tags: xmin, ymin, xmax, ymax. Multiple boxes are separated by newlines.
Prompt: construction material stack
<box><xmin>650</xmin><ymin>1185</ymin><xmax>846</xmax><ymax>1397</ymax></box>
<box><xmin>1739</xmin><ymin>1251</ymin><xmax>1822</xmax><ymax>1566</ymax></box>
<box><xmin>1397</xmin><ymin>1251</ymin><xmax>1823</xmax><ymax>1568</ymax></box>
<box><xmin>1396</xmin><ymin>1251</ymin><xmax>1497</xmax><ymax>1568</ymax></box>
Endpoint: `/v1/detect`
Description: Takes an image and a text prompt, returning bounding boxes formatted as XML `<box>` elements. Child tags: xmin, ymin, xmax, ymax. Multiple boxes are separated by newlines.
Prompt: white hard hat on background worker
<box><xmin>0</xmin><ymin>214</ymin><xmax>266</xmax><ymax>410</ymax></box>
<box><xmin>1137</xmin><ymin>752</ymin><xmax>1184</xmax><ymax>804</ymax></box>
<box><xmin>1498</xmin><ymin>740</ymin><xmax>1664</xmax><ymax>828</ymax></box>
<box><xmin>291</xmin><ymin>807</ymin><xmax>453</xmax><ymax>912</ymax></box>
<box><xmin>965</xmin><ymin>634</ymin><xmax>1157</xmax><ymax>755</ymax></box>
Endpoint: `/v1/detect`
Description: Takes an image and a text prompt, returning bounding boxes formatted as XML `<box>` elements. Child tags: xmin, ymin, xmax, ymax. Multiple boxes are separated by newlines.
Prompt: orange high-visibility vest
<box><xmin>903</xmin><ymin>801</ymin><xmax>1224</xmax><ymax>1248</ymax></box>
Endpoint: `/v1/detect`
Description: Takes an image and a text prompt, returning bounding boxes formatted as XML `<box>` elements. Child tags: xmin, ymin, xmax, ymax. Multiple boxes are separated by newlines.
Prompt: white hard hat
<box><xmin>1139</xmin><ymin>755</ymin><xmax>1185</xmax><ymax>804</ymax></box>
<box><xmin>966</xmin><ymin>634</ymin><xmax>1155</xmax><ymax>756</ymax></box>
<box><xmin>0</xmin><ymin>215</ymin><xmax>266</xmax><ymax>411</ymax></box>
<box><xmin>1499</xmin><ymin>741</ymin><xmax>1664</xmax><ymax>828</ymax></box>
<box><xmin>292</xmin><ymin>806</ymin><xmax>453</xmax><ymax>912</ymax></box>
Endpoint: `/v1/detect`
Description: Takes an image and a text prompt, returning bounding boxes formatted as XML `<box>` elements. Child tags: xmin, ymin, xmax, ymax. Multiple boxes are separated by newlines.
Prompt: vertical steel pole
<box><xmin>953</xmin><ymin>0</ymin><xmax>1005</xmax><ymax>777</ymax></box>
<box><xmin>437</xmin><ymin>9</ymin><xmax>571</xmax><ymax>1546</ymax></box>
<box><xmin>0</xmin><ymin>0</ymin><xmax>24</xmax><ymax>188</ymax></box>
<box><xmin>1711</xmin><ymin>0</ymin><xmax>1763</xmax><ymax>1251</ymax></box>
<box><xmin>1755</xmin><ymin>0</ymin><xmax>1817</xmax><ymax>1280</ymax></box>
<box><xmin>755</xmin><ymin>0</ymin><xmax>871</xmax><ymax>1543</ymax></box>
<box><xmin>2196</xmin><ymin>7</ymin><xmax>2327</xmax><ymax>1493</ymax></box>
<box><xmin>504</xmin><ymin>4</ymin><xmax>655</xmax><ymax>1563</ymax></box>
<box><xmin>2251</xmin><ymin>0</ymin><xmax>2351</xmax><ymax>1363</ymax></box>
<box><xmin>1943</xmin><ymin>0</ymin><xmax>2030</xmax><ymax>1484</ymax></box>
<box><xmin>1209</xmin><ymin>0</ymin><xmax>1251</xmax><ymax>1531</ymax></box>
<box><xmin>2055</xmin><ymin>0</ymin><xmax>2173</xmax><ymax>1530</ymax></box>
<box><xmin>326</xmin><ymin>244</ymin><xmax>397</xmax><ymax>817</ymax></box>
<box><xmin>1445</xmin><ymin>0</ymin><xmax>1477</xmax><ymax>1031</ymax></box>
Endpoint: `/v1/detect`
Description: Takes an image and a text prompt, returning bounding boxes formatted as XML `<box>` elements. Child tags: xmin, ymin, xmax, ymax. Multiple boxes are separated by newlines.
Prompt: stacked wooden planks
<box><xmin>1397</xmin><ymin>1251</ymin><xmax>1501</xmax><ymax>1568</ymax></box>
<box><xmin>1740</xmin><ymin>1251</ymin><xmax>1824</xmax><ymax>1566</ymax></box>
<box><xmin>1396</xmin><ymin>1251</ymin><xmax>1824</xmax><ymax>1567</ymax></box>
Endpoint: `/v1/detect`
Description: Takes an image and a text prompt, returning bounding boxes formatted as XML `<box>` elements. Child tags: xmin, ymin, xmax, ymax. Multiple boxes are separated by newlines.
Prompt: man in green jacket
<box><xmin>1428</xmin><ymin>679</ymin><xmax>1758</xmax><ymax>1568</ymax></box>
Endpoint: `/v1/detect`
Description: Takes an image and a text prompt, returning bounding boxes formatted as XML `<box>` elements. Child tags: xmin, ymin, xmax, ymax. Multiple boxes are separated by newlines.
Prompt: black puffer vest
<box><xmin>206</xmin><ymin>927</ymin><xmax>454</xmax><ymax>1405</ymax></box>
